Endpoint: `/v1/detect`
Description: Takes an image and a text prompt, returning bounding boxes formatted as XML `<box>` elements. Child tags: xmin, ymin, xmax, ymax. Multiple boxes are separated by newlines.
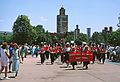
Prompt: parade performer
<box><xmin>76</xmin><ymin>42</ymin><xmax>82</xmax><ymax>65</ymax></box>
<box><xmin>38</xmin><ymin>44</ymin><xmax>45</xmax><ymax>64</ymax></box>
<box><xmin>64</xmin><ymin>42</ymin><xmax>71</xmax><ymax>67</ymax></box>
<box><xmin>54</xmin><ymin>43</ymin><xmax>59</xmax><ymax>60</ymax></box>
<box><xmin>49</xmin><ymin>45</ymin><xmax>55</xmax><ymax>64</ymax></box>
<box><xmin>59</xmin><ymin>45</ymin><xmax>64</xmax><ymax>64</ymax></box>
<box><xmin>100</xmin><ymin>46</ymin><xmax>106</xmax><ymax>64</ymax></box>
<box><xmin>96</xmin><ymin>44</ymin><xmax>101</xmax><ymax>61</ymax></box>
<box><xmin>60</xmin><ymin>44</ymin><xmax>65</xmax><ymax>63</ymax></box>
<box><xmin>70</xmin><ymin>43</ymin><xmax>77</xmax><ymax>70</ymax></box>
<box><xmin>91</xmin><ymin>44</ymin><xmax>97</xmax><ymax>63</ymax></box>
<box><xmin>44</xmin><ymin>43</ymin><xmax>50</xmax><ymax>60</ymax></box>
<box><xmin>83</xmin><ymin>45</ymin><xmax>93</xmax><ymax>69</ymax></box>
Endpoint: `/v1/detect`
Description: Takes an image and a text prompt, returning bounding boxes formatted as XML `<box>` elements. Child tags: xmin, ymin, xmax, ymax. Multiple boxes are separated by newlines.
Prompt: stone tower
<box><xmin>57</xmin><ymin>6</ymin><xmax>68</xmax><ymax>33</ymax></box>
<box><xmin>87</xmin><ymin>28</ymin><xmax>91</xmax><ymax>42</ymax></box>
<box><xmin>74</xmin><ymin>25</ymin><xmax>80</xmax><ymax>40</ymax></box>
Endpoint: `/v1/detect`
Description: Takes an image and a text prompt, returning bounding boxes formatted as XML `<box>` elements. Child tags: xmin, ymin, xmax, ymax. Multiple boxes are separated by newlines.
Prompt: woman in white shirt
<box><xmin>0</xmin><ymin>42</ymin><xmax>10</xmax><ymax>80</ymax></box>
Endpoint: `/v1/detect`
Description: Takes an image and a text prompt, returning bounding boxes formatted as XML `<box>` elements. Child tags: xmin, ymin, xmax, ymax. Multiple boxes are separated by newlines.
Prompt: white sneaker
<box><xmin>4</xmin><ymin>77</ymin><xmax>10</xmax><ymax>80</ymax></box>
<box><xmin>0</xmin><ymin>77</ymin><xmax>4</xmax><ymax>80</ymax></box>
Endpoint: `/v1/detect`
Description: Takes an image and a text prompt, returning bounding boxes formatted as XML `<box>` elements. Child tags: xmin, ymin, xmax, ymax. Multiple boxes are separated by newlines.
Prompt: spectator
<box><xmin>0</xmin><ymin>42</ymin><xmax>10</xmax><ymax>80</ymax></box>
<box><xmin>12</xmin><ymin>43</ymin><xmax>21</xmax><ymax>77</ymax></box>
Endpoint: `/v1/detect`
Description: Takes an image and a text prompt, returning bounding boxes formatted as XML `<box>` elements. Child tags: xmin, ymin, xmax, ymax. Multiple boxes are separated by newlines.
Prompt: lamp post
<box><xmin>3</xmin><ymin>32</ymin><xmax>7</xmax><ymax>42</ymax></box>
<box><xmin>117</xmin><ymin>14</ymin><xmax>120</xmax><ymax>27</ymax></box>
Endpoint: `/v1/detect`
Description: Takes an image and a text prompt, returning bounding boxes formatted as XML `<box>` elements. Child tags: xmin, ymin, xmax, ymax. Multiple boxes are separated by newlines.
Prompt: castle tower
<box><xmin>74</xmin><ymin>25</ymin><xmax>80</xmax><ymax>40</ymax></box>
<box><xmin>57</xmin><ymin>6</ymin><xmax>68</xmax><ymax>33</ymax></box>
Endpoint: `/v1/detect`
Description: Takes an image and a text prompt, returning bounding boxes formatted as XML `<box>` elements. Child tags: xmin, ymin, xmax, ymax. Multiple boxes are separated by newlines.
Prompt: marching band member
<box><xmin>91</xmin><ymin>43</ymin><xmax>97</xmax><ymax>63</ymax></box>
<box><xmin>76</xmin><ymin>44</ymin><xmax>82</xmax><ymax>52</ymax></box>
<box><xmin>70</xmin><ymin>42</ymin><xmax>77</xmax><ymax>70</ymax></box>
<box><xmin>44</xmin><ymin>43</ymin><xmax>50</xmax><ymax>60</ymax></box>
<box><xmin>100</xmin><ymin>45</ymin><xmax>106</xmax><ymax>64</ymax></box>
<box><xmin>83</xmin><ymin>45</ymin><xmax>93</xmax><ymax>69</ymax></box>
<box><xmin>38</xmin><ymin>44</ymin><xmax>45</xmax><ymax>64</ymax></box>
<box><xmin>54</xmin><ymin>43</ymin><xmax>59</xmax><ymax>60</ymax></box>
<box><xmin>49</xmin><ymin>45</ymin><xmax>55</xmax><ymax>64</ymax></box>
<box><xmin>64</xmin><ymin>42</ymin><xmax>71</xmax><ymax>67</ymax></box>
<box><xmin>60</xmin><ymin>44</ymin><xmax>66</xmax><ymax>63</ymax></box>
<box><xmin>58</xmin><ymin>45</ymin><xmax>64</xmax><ymax>64</ymax></box>
<box><xmin>96</xmin><ymin>44</ymin><xmax>101</xmax><ymax>61</ymax></box>
<box><xmin>76</xmin><ymin>42</ymin><xmax>82</xmax><ymax>65</ymax></box>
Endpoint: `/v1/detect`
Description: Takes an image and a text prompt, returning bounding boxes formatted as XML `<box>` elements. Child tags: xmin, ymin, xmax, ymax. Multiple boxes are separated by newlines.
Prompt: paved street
<box><xmin>1</xmin><ymin>56</ymin><xmax>120</xmax><ymax>82</ymax></box>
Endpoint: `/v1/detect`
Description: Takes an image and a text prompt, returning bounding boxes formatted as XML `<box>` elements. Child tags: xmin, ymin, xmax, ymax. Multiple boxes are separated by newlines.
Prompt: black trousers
<box><xmin>83</xmin><ymin>61</ymin><xmax>89</xmax><ymax>69</ymax></box>
<box><xmin>64</xmin><ymin>52</ymin><xmax>69</xmax><ymax>62</ymax></box>
<box><xmin>50</xmin><ymin>53</ymin><xmax>55</xmax><ymax>64</ymax></box>
<box><xmin>40</xmin><ymin>53</ymin><xmax>45</xmax><ymax>64</ymax></box>
<box><xmin>99</xmin><ymin>53</ymin><xmax>105</xmax><ymax>64</ymax></box>
<box><xmin>45</xmin><ymin>51</ymin><xmax>49</xmax><ymax>59</ymax></box>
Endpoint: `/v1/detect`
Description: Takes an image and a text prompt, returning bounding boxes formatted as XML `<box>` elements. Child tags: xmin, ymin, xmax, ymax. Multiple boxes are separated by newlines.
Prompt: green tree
<box><xmin>35</xmin><ymin>25</ymin><xmax>45</xmax><ymax>33</ymax></box>
<box><xmin>65</xmin><ymin>32</ymin><xmax>74</xmax><ymax>42</ymax></box>
<box><xmin>64</xmin><ymin>32</ymin><xmax>87</xmax><ymax>44</ymax></box>
<box><xmin>92</xmin><ymin>32</ymin><xmax>104</xmax><ymax>44</ymax></box>
<box><xmin>0</xmin><ymin>33</ymin><xmax>4</xmax><ymax>43</ymax></box>
<box><xmin>32</xmin><ymin>25</ymin><xmax>46</xmax><ymax>44</ymax></box>
<box><xmin>12</xmin><ymin>15</ymin><xmax>33</xmax><ymax>44</ymax></box>
<box><xmin>29</xmin><ymin>27</ymin><xmax>37</xmax><ymax>44</ymax></box>
<box><xmin>45</xmin><ymin>30</ymin><xmax>51</xmax><ymax>44</ymax></box>
<box><xmin>74</xmin><ymin>33</ymin><xmax>87</xmax><ymax>44</ymax></box>
<box><xmin>0</xmin><ymin>32</ymin><xmax>13</xmax><ymax>43</ymax></box>
<box><xmin>92</xmin><ymin>32</ymin><xmax>99</xmax><ymax>43</ymax></box>
<box><xmin>92</xmin><ymin>27</ymin><xmax>120</xmax><ymax>46</ymax></box>
<box><xmin>116</xmin><ymin>29</ymin><xmax>120</xmax><ymax>46</ymax></box>
<box><xmin>6</xmin><ymin>33</ymin><xmax>13</xmax><ymax>42</ymax></box>
<box><xmin>110</xmin><ymin>30</ymin><xmax>120</xmax><ymax>46</ymax></box>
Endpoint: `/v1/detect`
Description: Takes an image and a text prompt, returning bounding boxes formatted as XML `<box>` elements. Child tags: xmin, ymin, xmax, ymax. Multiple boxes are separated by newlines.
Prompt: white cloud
<box><xmin>40</xmin><ymin>16</ymin><xmax>48</xmax><ymax>22</ymax></box>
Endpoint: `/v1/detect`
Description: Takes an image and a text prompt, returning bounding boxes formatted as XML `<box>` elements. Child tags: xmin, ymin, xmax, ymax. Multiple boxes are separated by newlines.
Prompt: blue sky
<box><xmin>0</xmin><ymin>0</ymin><xmax>120</xmax><ymax>34</ymax></box>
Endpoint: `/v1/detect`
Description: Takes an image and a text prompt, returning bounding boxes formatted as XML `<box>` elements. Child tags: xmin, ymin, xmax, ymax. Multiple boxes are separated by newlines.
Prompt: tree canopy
<box><xmin>12</xmin><ymin>15</ymin><xmax>33</xmax><ymax>44</ymax></box>
<box><xmin>92</xmin><ymin>27</ymin><xmax>120</xmax><ymax>46</ymax></box>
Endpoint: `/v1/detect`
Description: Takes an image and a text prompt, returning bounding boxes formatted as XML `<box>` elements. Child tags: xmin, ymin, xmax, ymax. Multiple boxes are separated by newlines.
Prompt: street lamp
<box><xmin>117</xmin><ymin>14</ymin><xmax>120</xmax><ymax>27</ymax></box>
<box><xmin>3</xmin><ymin>32</ymin><xmax>7</xmax><ymax>42</ymax></box>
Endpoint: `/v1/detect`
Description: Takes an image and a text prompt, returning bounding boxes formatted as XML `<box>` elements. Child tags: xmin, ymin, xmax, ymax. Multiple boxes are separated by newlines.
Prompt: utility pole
<box><xmin>117</xmin><ymin>13</ymin><xmax>120</xmax><ymax>27</ymax></box>
<box><xmin>3</xmin><ymin>32</ymin><xmax>7</xmax><ymax>42</ymax></box>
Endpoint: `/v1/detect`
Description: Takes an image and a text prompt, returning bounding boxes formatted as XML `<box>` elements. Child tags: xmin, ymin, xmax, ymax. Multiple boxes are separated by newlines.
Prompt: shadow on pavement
<box><xmin>36</xmin><ymin>61</ymin><xmax>41</xmax><ymax>63</ymax></box>
<box><xmin>65</xmin><ymin>68</ymin><xmax>76</xmax><ymax>70</ymax></box>
<box><xmin>36</xmin><ymin>63</ymin><xmax>42</xmax><ymax>65</ymax></box>
<box><xmin>9</xmin><ymin>76</ymin><xmax>16</xmax><ymax>78</ymax></box>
